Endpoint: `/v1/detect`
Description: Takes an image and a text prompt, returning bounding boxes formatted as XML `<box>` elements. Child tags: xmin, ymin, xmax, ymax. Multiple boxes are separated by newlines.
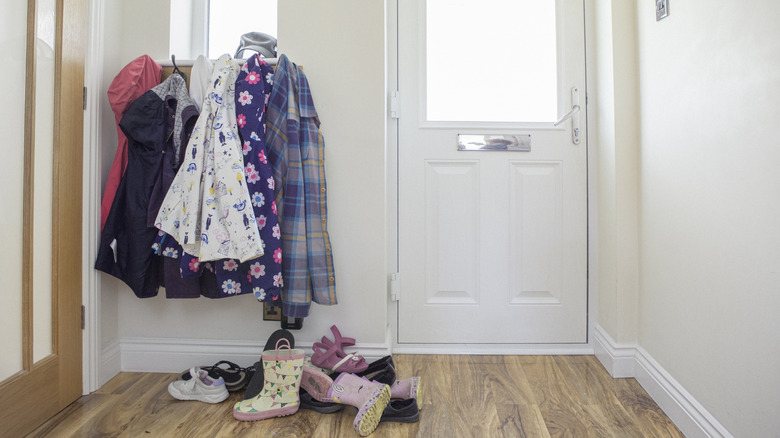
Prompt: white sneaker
<box><xmin>168</xmin><ymin>367</ymin><xmax>229</xmax><ymax>403</ymax></box>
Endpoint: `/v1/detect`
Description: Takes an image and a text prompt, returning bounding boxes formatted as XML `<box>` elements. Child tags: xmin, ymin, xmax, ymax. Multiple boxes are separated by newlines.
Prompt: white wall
<box><xmin>635</xmin><ymin>1</ymin><xmax>780</xmax><ymax>436</ymax></box>
<box><xmin>593</xmin><ymin>0</ymin><xmax>640</xmax><ymax>345</ymax></box>
<box><xmin>96</xmin><ymin>0</ymin><xmax>388</xmax><ymax>371</ymax></box>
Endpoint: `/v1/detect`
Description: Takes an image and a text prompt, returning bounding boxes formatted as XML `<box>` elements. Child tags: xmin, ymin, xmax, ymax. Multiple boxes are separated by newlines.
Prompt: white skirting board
<box><xmin>98</xmin><ymin>339</ymin><xmax>121</xmax><ymax>389</ymax></box>
<box><xmin>593</xmin><ymin>325</ymin><xmax>636</xmax><ymax>378</ymax></box>
<box><xmin>593</xmin><ymin>325</ymin><xmax>733</xmax><ymax>438</ymax></box>
<box><xmin>392</xmin><ymin>344</ymin><xmax>594</xmax><ymax>356</ymax></box>
<box><xmin>105</xmin><ymin>337</ymin><xmax>391</xmax><ymax>375</ymax></box>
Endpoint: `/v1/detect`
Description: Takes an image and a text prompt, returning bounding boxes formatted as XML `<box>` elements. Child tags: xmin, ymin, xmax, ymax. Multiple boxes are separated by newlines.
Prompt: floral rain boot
<box><xmin>328</xmin><ymin>373</ymin><xmax>391</xmax><ymax>436</ymax></box>
<box><xmin>233</xmin><ymin>339</ymin><xmax>305</xmax><ymax>421</ymax></box>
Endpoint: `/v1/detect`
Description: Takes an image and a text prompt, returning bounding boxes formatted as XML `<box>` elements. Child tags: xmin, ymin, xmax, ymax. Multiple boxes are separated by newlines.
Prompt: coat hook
<box><xmin>170</xmin><ymin>54</ymin><xmax>187</xmax><ymax>81</ymax></box>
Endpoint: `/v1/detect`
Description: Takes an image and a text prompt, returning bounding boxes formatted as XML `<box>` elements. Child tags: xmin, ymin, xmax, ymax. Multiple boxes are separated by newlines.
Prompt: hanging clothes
<box><xmin>96</xmin><ymin>73</ymin><xmax>207</xmax><ymax>298</ymax></box>
<box><xmin>100</xmin><ymin>55</ymin><xmax>162</xmax><ymax>231</ymax></box>
<box><xmin>154</xmin><ymin>54</ymin><xmax>264</xmax><ymax>263</ymax></box>
<box><xmin>156</xmin><ymin>55</ymin><xmax>282</xmax><ymax>300</ymax></box>
<box><xmin>265</xmin><ymin>54</ymin><xmax>337</xmax><ymax>318</ymax></box>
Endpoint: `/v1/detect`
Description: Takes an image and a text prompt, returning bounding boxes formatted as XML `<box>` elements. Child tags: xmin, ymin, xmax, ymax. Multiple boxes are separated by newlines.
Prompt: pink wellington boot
<box><xmin>301</xmin><ymin>366</ymin><xmax>390</xmax><ymax>436</ymax></box>
<box><xmin>390</xmin><ymin>377</ymin><xmax>422</xmax><ymax>410</ymax></box>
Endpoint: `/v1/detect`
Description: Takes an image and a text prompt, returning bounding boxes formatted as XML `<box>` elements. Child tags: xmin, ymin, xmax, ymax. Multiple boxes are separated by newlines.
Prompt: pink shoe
<box><xmin>390</xmin><ymin>377</ymin><xmax>422</xmax><ymax>411</ymax></box>
<box><xmin>329</xmin><ymin>374</ymin><xmax>391</xmax><ymax>436</ymax></box>
<box><xmin>311</xmin><ymin>341</ymin><xmax>368</xmax><ymax>373</ymax></box>
<box><xmin>324</xmin><ymin>325</ymin><xmax>356</xmax><ymax>349</ymax></box>
<box><xmin>301</xmin><ymin>366</ymin><xmax>391</xmax><ymax>436</ymax></box>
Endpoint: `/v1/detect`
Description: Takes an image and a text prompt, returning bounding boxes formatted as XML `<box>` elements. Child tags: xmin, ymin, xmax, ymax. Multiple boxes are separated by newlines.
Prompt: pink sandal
<box><xmin>311</xmin><ymin>341</ymin><xmax>368</xmax><ymax>373</ymax></box>
<box><xmin>324</xmin><ymin>325</ymin><xmax>356</xmax><ymax>349</ymax></box>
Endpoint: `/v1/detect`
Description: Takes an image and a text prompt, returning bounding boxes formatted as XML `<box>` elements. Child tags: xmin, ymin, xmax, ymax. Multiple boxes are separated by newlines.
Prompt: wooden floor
<box><xmin>28</xmin><ymin>355</ymin><xmax>684</xmax><ymax>437</ymax></box>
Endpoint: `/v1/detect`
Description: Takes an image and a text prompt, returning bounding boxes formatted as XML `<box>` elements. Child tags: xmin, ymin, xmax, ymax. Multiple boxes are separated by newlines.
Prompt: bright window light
<box><xmin>426</xmin><ymin>0</ymin><xmax>558</xmax><ymax>122</ymax></box>
<box><xmin>208</xmin><ymin>0</ymin><xmax>277</xmax><ymax>58</ymax></box>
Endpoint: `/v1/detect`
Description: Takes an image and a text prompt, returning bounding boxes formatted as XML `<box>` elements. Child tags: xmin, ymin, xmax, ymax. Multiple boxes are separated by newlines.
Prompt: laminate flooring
<box><xmin>27</xmin><ymin>355</ymin><xmax>685</xmax><ymax>437</ymax></box>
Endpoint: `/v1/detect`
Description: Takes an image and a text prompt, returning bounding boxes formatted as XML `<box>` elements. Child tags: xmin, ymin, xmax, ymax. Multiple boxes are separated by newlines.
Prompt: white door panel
<box><xmin>397</xmin><ymin>0</ymin><xmax>587</xmax><ymax>344</ymax></box>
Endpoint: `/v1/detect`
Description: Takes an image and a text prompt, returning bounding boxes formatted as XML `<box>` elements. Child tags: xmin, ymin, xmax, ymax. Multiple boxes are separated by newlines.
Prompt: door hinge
<box><xmin>389</xmin><ymin>272</ymin><xmax>401</xmax><ymax>301</ymax></box>
<box><xmin>83</xmin><ymin>87</ymin><xmax>87</xmax><ymax>110</ymax></box>
<box><xmin>81</xmin><ymin>305</ymin><xmax>85</xmax><ymax>330</ymax></box>
<box><xmin>389</xmin><ymin>91</ymin><xmax>400</xmax><ymax>119</ymax></box>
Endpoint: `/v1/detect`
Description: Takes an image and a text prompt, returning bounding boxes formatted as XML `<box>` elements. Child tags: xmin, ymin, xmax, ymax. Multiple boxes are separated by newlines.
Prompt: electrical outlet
<box><xmin>656</xmin><ymin>0</ymin><xmax>669</xmax><ymax>21</ymax></box>
<box><xmin>262</xmin><ymin>302</ymin><xmax>282</xmax><ymax>321</ymax></box>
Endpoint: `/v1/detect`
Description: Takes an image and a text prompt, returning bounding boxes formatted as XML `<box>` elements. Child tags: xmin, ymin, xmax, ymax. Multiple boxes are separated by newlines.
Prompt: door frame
<box><xmin>386</xmin><ymin>0</ymin><xmax>599</xmax><ymax>354</ymax></box>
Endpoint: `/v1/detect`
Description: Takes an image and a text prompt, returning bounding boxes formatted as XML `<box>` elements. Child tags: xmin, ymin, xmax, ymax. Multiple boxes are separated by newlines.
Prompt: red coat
<box><xmin>100</xmin><ymin>55</ymin><xmax>162</xmax><ymax>230</ymax></box>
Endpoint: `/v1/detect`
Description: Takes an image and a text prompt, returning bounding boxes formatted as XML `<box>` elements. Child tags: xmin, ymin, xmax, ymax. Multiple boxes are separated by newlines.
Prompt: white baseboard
<box><xmin>99</xmin><ymin>340</ymin><xmax>121</xmax><ymax>388</ymax></box>
<box><xmin>118</xmin><ymin>337</ymin><xmax>391</xmax><ymax>374</ymax></box>
<box><xmin>593</xmin><ymin>325</ymin><xmax>635</xmax><ymax>378</ymax></box>
<box><xmin>392</xmin><ymin>343</ymin><xmax>594</xmax><ymax>355</ymax></box>
<box><xmin>593</xmin><ymin>325</ymin><xmax>732</xmax><ymax>438</ymax></box>
<box><xmin>634</xmin><ymin>347</ymin><xmax>733</xmax><ymax>438</ymax></box>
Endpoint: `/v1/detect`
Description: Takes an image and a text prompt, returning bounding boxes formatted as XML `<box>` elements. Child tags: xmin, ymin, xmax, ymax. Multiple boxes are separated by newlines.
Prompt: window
<box><xmin>425</xmin><ymin>0</ymin><xmax>558</xmax><ymax>123</ymax></box>
<box><xmin>170</xmin><ymin>0</ymin><xmax>277</xmax><ymax>59</ymax></box>
<box><xmin>208</xmin><ymin>0</ymin><xmax>277</xmax><ymax>57</ymax></box>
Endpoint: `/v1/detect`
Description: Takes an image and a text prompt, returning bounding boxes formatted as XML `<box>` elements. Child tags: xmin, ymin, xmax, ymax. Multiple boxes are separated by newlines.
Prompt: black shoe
<box><xmin>356</xmin><ymin>355</ymin><xmax>396</xmax><ymax>385</ymax></box>
<box><xmin>357</xmin><ymin>355</ymin><xmax>394</xmax><ymax>377</ymax></box>
<box><xmin>299</xmin><ymin>388</ymin><xmax>345</xmax><ymax>414</ymax></box>
<box><xmin>381</xmin><ymin>398</ymin><xmax>420</xmax><ymax>423</ymax></box>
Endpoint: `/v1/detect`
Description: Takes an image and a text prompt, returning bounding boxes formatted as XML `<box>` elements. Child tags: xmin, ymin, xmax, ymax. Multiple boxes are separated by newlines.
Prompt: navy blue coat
<box><xmin>95</xmin><ymin>73</ymin><xmax>214</xmax><ymax>298</ymax></box>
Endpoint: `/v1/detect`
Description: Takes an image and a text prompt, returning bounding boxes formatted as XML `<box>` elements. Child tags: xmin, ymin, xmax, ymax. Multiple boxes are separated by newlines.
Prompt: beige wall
<box><xmin>593</xmin><ymin>0</ymin><xmax>640</xmax><ymax>345</ymax></box>
<box><xmin>595</xmin><ymin>0</ymin><xmax>780</xmax><ymax>435</ymax></box>
<box><xmin>635</xmin><ymin>1</ymin><xmax>780</xmax><ymax>436</ymax></box>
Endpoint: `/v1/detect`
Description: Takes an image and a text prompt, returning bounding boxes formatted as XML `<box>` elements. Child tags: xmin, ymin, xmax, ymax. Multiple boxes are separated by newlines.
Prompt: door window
<box><xmin>425</xmin><ymin>0</ymin><xmax>558</xmax><ymax>122</ymax></box>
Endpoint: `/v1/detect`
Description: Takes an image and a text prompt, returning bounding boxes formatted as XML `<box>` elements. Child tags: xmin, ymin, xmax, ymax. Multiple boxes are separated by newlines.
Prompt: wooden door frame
<box><xmin>0</xmin><ymin>0</ymin><xmax>85</xmax><ymax>436</ymax></box>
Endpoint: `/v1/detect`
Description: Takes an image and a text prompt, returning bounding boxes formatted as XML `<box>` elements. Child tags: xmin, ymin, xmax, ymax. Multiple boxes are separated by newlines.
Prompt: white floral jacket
<box><xmin>154</xmin><ymin>54</ymin><xmax>264</xmax><ymax>262</ymax></box>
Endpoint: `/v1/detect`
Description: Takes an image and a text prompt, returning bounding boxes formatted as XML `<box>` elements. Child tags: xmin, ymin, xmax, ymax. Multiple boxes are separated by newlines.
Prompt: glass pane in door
<box><xmin>33</xmin><ymin>0</ymin><xmax>57</xmax><ymax>362</ymax></box>
<box><xmin>0</xmin><ymin>0</ymin><xmax>28</xmax><ymax>381</ymax></box>
<box><xmin>426</xmin><ymin>0</ymin><xmax>557</xmax><ymax>122</ymax></box>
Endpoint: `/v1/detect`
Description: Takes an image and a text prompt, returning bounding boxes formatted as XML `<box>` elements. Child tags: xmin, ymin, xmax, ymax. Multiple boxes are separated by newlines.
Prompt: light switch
<box><xmin>656</xmin><ymin>0</ymin><xmax>669</xmax><ymax>21</ymax></box>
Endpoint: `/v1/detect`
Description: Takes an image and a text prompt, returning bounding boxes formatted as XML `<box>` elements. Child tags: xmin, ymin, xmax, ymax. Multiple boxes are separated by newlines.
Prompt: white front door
<box><xmin>397</xmin><ymin>0</ymin><xmax>587</xmax><ymax>344</ymax></box>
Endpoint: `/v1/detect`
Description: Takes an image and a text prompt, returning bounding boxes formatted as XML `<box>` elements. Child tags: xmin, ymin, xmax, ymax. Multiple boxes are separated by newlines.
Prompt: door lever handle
<box><xmin>554</xmin><ymin>104</ymin><xmax>581</xmax><ymax>126</ymax></box>
<box><xmin>553</xmin><ymin>87</ymin><xmax>581</xmax><ymax>144</ymax></box>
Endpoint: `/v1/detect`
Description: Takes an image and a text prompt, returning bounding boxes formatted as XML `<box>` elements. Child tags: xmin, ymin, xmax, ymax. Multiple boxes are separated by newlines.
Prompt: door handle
<box><xmin>553</xmin><ymin>87</ymin><xmax>581</xmax><ymax>145</ymax></box>
<box><xmin>554</xmin><ymin>104</ymin><xmax>580</xmax><ymax>125</ymax></box>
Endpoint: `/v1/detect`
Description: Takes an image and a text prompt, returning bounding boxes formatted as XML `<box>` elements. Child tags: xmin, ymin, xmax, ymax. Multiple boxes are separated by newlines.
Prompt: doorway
<box><xmin>395</xmin><ymin>0</ymin><xmax>588</xmax><ymax>344</ymax></box>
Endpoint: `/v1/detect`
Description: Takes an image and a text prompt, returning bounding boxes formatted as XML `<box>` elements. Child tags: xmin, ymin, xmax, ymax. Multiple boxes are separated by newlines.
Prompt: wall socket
<box><xmin>656</xmin><ymin>0</ymin><xmax>669</xmax><ymax>21</ymax></box>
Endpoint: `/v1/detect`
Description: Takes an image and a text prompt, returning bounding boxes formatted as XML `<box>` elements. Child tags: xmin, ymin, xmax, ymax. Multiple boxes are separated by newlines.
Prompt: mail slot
<box><xmin>457</xmin><ymin>134</ymin><xmax>532</xmax><ymax>152</ymax></box>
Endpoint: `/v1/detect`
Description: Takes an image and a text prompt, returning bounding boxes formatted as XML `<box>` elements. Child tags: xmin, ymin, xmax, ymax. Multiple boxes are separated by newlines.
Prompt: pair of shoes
<box><xmin>311</xmin><ymin>326</ymin><xmax>369</xmax><ymax>373</ymax></box>
<box><xmin>300</xmin><ymin>356</ymin><xmax>420</xmax><ymax>424</ymax></box>
<box><xmin>352</xmin><ymin>354</ymin><xmax>421</xmax><ymax>409</ymax></box>
<box><xmin>301</xmin><ymin>365</ymin><xmax>391</xmax><ymax>436</ymax></box>
<box><xmin>244</xmin><ymin>329</ymin><xmax>295</xmax><ymax>399</ymax></box>
<box><xmin>168</xmin><ymin>367</ymin><xmax>229</xmax><ymax>403</ymax></box>
<box><xmin>299</xmin><ymin>388</ymin><xmax>419</xmax><ymax>423</ymax></box>
<box><xmin>233</xmin><ymin>339</ymin><xmax>305</xmax><ymax>421</ymax></box>
<box><xmin>179</xmin><ymin>360</ymin><xmax>248</xmax><ymax>392</ymax></box>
